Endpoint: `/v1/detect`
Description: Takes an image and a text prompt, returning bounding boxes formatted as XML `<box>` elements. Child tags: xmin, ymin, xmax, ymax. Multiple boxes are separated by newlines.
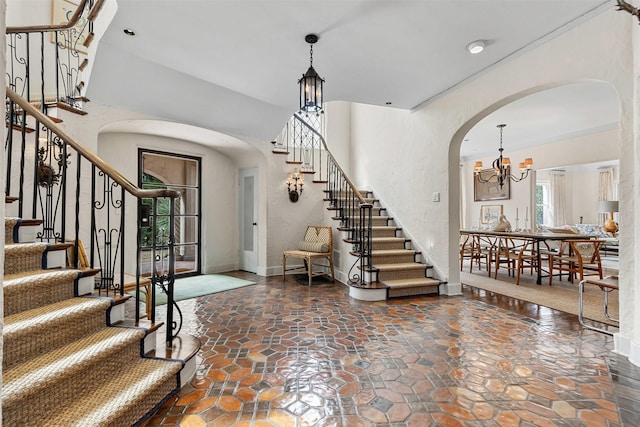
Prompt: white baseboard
<box><xmin>611</xmin><ymin>333</ymin><xmax>640</xmax><ymax>369</ymax></box>
<box><xmin>440</xmin><ymin>282</ymin><xmax>462</xmax><ymax>296</ymax></box>
<box><xmin>204</xmin><ymin>263</ymin><xmax>238</xmax><ymax>274</ymax></box>
<box><xmin>614</xmin><ymin>332</ymin><xmax>630</xmax><ymax>357</ymax></box>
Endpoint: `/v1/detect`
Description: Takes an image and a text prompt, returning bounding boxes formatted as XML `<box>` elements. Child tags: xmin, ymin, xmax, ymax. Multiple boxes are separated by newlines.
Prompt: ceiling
<box><xmin>461</xmin><ymin>81</ymin><xmax>620</xmax><ymax>160</ymax></box>
<box><xmin>86</xmin><ymin>0</ymin><xmax>614</xmax><ymax>144</ymax></box>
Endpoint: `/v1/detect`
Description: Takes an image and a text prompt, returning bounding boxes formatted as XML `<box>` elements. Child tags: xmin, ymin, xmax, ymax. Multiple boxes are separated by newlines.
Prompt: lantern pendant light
<box><xmin>298</xmin><ymin>34</ymin><xmax>325</xmax><ymax>115</ymax></box>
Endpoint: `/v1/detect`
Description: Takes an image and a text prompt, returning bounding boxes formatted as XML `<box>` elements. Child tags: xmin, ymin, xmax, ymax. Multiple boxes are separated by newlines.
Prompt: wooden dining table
<box><xmin>460</xmin><ymin>229</ymin><xmax>593</xmax><ymax>284</ymax></box>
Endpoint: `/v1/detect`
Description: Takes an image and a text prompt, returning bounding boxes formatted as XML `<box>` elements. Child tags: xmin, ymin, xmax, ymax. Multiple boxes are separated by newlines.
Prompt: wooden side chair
<box><xmin>459</xmin><ymin>233</ymin><xmax>475</xmax><ymax>271</ymax></box>
<box><xmin>473</xmin><ymin>234</ymin><xmax>497</xmax><ymax>277</ymax></box>
<box><xmin>548</xmin><ymin>239</ymin><xmax>604</xmax><ymax>286</ymax></box>
<box><xmin>283</xmin><ymin>226</ymin><xmax>335</xmax><ymax>287</ymax></box>
<box><xmin>494</xmin><ymin>237</ymin><xmax>538</xmax><ymax>285</ymax></box>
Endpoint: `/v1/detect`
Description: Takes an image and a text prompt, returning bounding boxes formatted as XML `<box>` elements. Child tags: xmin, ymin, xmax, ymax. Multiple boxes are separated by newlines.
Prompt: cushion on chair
<box><xmin>297</xmin><ymin>240</ymin><xmax>329</xmax><ymax>253</ymax></box>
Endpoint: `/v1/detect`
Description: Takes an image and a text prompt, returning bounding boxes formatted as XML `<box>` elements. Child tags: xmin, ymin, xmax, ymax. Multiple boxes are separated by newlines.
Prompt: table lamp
<box><xmin>598</xmin><ymin>200</ymin><xmax>619</xmax><ymax>233</ymax></box>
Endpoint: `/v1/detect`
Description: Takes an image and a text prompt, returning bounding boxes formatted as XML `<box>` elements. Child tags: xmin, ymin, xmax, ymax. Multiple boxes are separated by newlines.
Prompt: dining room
<box><xmin>458</xmin><ymin>81</ymin><xmax>620</xmax><ymax>333</ymax></box>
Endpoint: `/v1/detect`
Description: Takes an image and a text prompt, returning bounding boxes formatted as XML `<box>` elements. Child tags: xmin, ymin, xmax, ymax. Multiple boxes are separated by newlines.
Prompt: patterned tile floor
<box><xmin>142</xmin><ymin>272</ymin><xmax>639</xmax><ymax>426</ymax></box>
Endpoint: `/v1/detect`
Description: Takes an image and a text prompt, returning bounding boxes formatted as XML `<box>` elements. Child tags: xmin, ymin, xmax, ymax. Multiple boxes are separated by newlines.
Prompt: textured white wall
<box><xmin>347</xmin><ymin>9</ymin><xmax>637</xmax><ymax>361</ymax></box>
<box><xmin>324</xmin><ymin>101</ymin><xmax>352</xmax><ymax>176</ymax></box>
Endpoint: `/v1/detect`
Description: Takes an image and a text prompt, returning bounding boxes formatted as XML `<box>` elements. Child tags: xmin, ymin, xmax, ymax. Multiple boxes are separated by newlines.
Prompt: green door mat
<box><xmin>134</xmin><ymin>274</ymin><xmax>256</xmax><ymax>305</ymax></box>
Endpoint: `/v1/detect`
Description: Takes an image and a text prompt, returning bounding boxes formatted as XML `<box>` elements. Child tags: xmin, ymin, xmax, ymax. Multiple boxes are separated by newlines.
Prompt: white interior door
<box><xmin>239</xmin><ymin>168</ymin><xmax>258</xmax><ymax>272</ymax></box>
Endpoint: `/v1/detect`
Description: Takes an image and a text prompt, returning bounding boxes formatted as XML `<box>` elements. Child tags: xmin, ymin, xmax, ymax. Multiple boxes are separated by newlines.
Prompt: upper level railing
<box><xmin>6</xmin><ymin>0</ymin><xmax>103</xmax><ymax>112</ymax></box>
<box><xmin>5</xmin><ymin>0</ymin><xmax>182</xmax><ymax>346</ymax></box>
<box><xmin>274</xmin><ymin>112</ymin><xmax>373</xmax><ymax>285</ymax></box>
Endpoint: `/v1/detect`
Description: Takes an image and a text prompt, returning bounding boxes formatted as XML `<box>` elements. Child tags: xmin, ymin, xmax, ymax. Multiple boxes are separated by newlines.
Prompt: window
<box><xmin>536</xmin><ymin>183</ymin><xmax>551</xmax><ymax>227</ymax></box>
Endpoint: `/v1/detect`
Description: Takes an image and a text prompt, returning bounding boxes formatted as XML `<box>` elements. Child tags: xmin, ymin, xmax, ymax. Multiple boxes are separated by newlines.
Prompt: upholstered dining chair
<box><xmin>548</xmin><ymin>239</ymin><xmax>604</xmax><ymax>286</ymax></box>
<box><xmin>283</xmin><ymin>226</ymin><xmax>335</xmax><ymax>287</ymax></box>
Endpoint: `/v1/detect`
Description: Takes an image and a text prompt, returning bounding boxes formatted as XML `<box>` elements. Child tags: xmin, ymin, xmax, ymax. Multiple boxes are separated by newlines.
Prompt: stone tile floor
<box><xmin>142</xmin><ymin>272</ymin><xmax>638</xmax><ymax>426</ymax></box>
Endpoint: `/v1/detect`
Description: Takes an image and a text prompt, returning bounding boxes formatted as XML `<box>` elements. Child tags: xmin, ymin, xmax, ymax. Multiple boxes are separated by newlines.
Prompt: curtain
<box><xmin>550</xmin><ymin>171</ymin><xmax>566</xmax><ymax>227</ymax></box>
<box><xmin>598</xmin><ymin>167</ymin><xmax>614</xmax><ymax>225</ymax></box>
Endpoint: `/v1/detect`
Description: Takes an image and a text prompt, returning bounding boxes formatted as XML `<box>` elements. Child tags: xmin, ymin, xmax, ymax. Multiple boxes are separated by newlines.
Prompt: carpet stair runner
<box><xmin>331</xmin><ymin>190</ymin><xmax>442</xmax><ymax>298</ymax></box>
<box><xmin>2</xmin><ymin>217</ymin><xmax>184</xmax><ymax>426</ymax></box>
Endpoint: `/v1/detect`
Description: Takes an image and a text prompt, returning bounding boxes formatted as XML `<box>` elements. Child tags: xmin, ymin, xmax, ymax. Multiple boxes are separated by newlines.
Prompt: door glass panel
<box><xmin>140</xmin><ymin>150</ymin><xmax>201</xmax><ymax>277</ymax></box>
<box><xmin>175</xmin><ymin>244</ymin><xmax>198</xmax><ymax>275</ymax></box>
<box><xmin>176</xmin><ymin>216</ymin><xmax>198</xmax><ymax>245</ymax></box>
<box><xmin>243</xmin><ymin>176</ymin><xmax>254</xmax><ymax>251</ymax></box>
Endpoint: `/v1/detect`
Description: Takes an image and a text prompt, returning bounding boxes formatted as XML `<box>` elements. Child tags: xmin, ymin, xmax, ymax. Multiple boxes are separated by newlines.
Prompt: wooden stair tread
<box><xmin>17</xmin><ymin>218</ymin><xmax>44</xmax><ymax>226</ymax></box>
<box><xmin>371</xmin><ymin>249</ymin><xmax>416</xmax><ymax>255</ymax></box>
<box><xmin>149</xmin><ymin>332</ymin><xmax>201</xmax><ymax>361</ymax></box>
<box><xmin>8</xmin><ymin>122</ymin><xmax>35</xmax><ymax>133</ymax></box>
<box><xmin>119</xmin><ymin>319</ymin><xmax>164</xmax><ymax>335</ymax></box>
<box><xmin>373</xmin><ymin>262</ymin><xmax>429</xmax><ymax>271</ymax></box>
<box><xmin>5</xmin><ymin>196</ymin><xmax>19</xmax><ymax>203</ymax></box>
<box><xmin>382</xmin><ymin>278</ymin><xmax>440</xmax><ymax>288</ymax></box>
<box><xmin>54</xmin><ymin>101</ymin><xmax>88</xmax><ymax>116</ymax></box>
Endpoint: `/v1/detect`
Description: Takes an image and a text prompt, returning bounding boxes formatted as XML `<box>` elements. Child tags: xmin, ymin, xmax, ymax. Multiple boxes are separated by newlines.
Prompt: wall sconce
<box><xmin>286</xmin><ymin>168</ymin><xmax>304</xmax><ymax>202</ymax></box>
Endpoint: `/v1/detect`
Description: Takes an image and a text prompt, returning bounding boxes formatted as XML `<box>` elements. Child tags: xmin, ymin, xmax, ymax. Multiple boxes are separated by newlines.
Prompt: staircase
<box><xmin>4</xmin><ymin>2</ymin><xmax>200</xmax><ymax>424</ymax></box>
<box><xmin>3</xmin><ymin>210</ymin><xmax>186</xmax><ymax>426</ymax></box>
<box><xmin>333</xmin><ymin>191</ymin><xmax>442</xmax><ymax>298</ymax></box>
<box><xmin>273</xmin><ymin>113</ymin><xmax>443</xmax><ymax>298</ymax></box>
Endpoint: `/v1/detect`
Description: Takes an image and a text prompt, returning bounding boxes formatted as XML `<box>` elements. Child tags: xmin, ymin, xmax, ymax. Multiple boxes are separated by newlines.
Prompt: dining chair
<box><xmin>459</xmin><ymin>233</ymin><xmax>475</xmax><ymax>271</ymax></box>
<box><xmin>494</xmin><ymin>237</ymin><xmax>538</xmax><ymax>285</ymax></box>
<box><xmin>548</xmin><ymin>239</ymin><xmax>604</xmax><ymax>286</ymax></box>
<box><xmin>472</xmin><ymin>234</ymin><xmax>496</xmax><ymax>277</ymax></box>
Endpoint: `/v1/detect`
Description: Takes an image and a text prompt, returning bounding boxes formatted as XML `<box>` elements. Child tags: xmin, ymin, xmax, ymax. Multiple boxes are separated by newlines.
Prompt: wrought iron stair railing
<box><xmin>5</xmin><ymin>0</ymin><xmax>182</xmax><ymax>346</ymax></box>
<box><xmin>274</xmin><ymin>112</ymin><xmax>374</xmax><ymax>285</ymax></box>
<box><xmin>6</xmin><ymin>0</ymin><xmax>102</xmax><ymax>113</ymax></box>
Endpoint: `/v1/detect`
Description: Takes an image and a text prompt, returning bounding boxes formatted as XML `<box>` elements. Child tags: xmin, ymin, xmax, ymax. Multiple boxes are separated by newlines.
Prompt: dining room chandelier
<box><xmin>474</xmin><ymin>124</ymin><xmax>533</xmax><ymax>189</ymax></box>
<box><xmin>298</xmin><ymin>34</ymin><xmax>325</xmax><ymax>115</ymax></box>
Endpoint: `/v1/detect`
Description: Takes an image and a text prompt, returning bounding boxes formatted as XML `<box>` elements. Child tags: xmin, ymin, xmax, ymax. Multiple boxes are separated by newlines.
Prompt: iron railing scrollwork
<box><xmin>5</xmin><ymin>86</ymin><xmax>181</xmax><ymax>346</ymax></box>
<box><xmin>280</xmin><ymin>113</ymin><xmax>373</xmax><ymax>286</ymax></box>
<box><xmin>6</xmin><ymin>0</ymin><xmax>104</xmax><ymax>113</ymax></box>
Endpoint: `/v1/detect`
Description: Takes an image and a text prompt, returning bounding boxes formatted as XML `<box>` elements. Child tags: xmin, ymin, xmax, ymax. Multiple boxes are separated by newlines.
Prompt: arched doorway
<box><xmin>451</xmin><ymin>80</ymin><xmax>620</xmax><ymax>291</ymax></box>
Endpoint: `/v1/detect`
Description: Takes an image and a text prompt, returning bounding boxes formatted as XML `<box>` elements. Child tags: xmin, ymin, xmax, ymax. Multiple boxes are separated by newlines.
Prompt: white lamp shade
<box><xmin>598</xmin><ymin>200</ymin><xmax>619</xmax><ymax>213</ymax></box>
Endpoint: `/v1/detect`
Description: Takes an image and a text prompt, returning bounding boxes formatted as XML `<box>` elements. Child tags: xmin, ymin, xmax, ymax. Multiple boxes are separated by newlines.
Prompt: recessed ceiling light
<box><xmin>466</xmin><ymin>40</ymin><xmax>487</xmax><ymax>54</ymax></box>
<box><xmin>123</xmin><ymin>28</ymin><xmax>136</xmax><ymax>36</ymax></box>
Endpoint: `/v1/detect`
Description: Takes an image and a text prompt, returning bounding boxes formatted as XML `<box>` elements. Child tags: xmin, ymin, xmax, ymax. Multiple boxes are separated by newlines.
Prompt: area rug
<box><xmin>461</xmin><ymin>271</ymin><xmax>618</xmax><ymax>326</ymax></box>
<box><xmin>136</xmin><ymin>274</ymin><xmax>256</xmax><ymax>305</ymax></box>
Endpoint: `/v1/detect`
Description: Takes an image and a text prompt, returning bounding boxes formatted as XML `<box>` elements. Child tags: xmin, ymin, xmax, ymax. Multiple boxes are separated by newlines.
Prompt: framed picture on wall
<box><xmin>474</xmin><ymin>168</ymin><xmax>510</xmax><ymax>201</ymax></box>
<box><xmin>480</xmin><ymin>205</ymin><xmax>503</xmax><ymax>224</ymax></box>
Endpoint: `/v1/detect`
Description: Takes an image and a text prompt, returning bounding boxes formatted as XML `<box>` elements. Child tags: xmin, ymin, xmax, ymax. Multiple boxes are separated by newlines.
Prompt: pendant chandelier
<box><xmin>474</xmin><ymin>124</ymin><xmax>533</xmax><ymax>189</ymax></box>
<box><xmin>298</xmin><ymin>34</ymin><xmax>324</xmax><ymax>115</ymax></box>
